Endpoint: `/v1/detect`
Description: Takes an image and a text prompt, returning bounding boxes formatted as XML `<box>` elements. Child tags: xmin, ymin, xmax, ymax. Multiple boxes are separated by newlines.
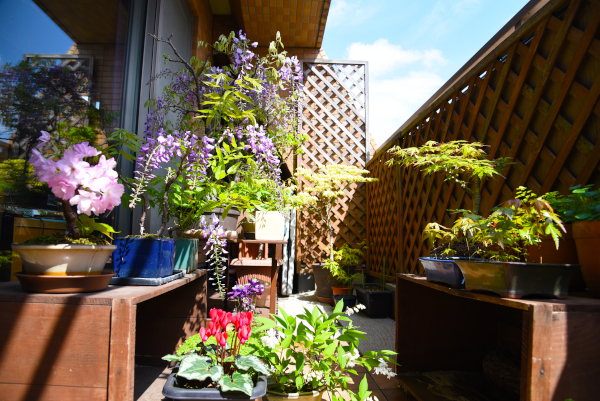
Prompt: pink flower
<box><xmin>215</xmin><ymin>332</ymin><xmax>228</xmax><ymax>347</ymax></box>
<box><xmin>48</xmin><ymin>176</ymin><xmax>78</xmax><ymax>200</ymax></box>
<box><xmin>199</xmin><ymin>327</ymin><xmax>209</xmax><ymax>342</ymax></box>
<box><xmin>56</xmin><ymin>150</ymin><xmax>89</xmax><ymax>180</ymax></box>
<box><xmin>70</xmin><ymin>189</ymin><xmax>102</xmax><ymax>216</ymax></box>
<box><xmin>38</xmin><ymin>131</ymin><xmax>51</xmax><ymax>143</ymax></box>
<box><xmin>102</xmin><ymin>181</ymin><xmax>124</xmax><ymax>208</ymax></box>
<box><xmin>73</xmin><ymin>142</ymin><xmax>100</xmax><ymax>158</ymax></box>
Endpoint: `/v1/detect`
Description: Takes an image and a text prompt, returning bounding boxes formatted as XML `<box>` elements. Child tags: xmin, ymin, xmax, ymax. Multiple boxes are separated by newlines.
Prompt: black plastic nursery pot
<box><xmin>353</xmin><ymin>284</ymin><xmax>394</xmax><ymax>318</ymax></box>
<box><xmin>162</xmin><ymin>372</ymin><xmax>267</xmax><ymax>400</ymax></box>
<box><xmin>455</xmin><ymin>259</ymin><xmax>581</xmax><ymax>299</ymax></box>
<box><xmin>332</xmin><ymin>294</ymin><xmax>357</xmax><ymax>310</ymax></box>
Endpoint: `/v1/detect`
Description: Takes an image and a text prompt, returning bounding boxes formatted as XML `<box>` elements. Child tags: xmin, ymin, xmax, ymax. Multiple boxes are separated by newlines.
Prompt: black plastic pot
<box><xmin>163</xmin><ymin>372</ymin><xmax>267</xmax><ymax>400</ymax></box>
<box><xmin>419</xmin><ymin>257</ymin><xmax>482</xmax><ymax>288</ymax></box>
<box><xmin>332</xmin><ymin>294</ymin><xmax>357</xmax><ymax>310</ymax></box>
<box><xmin>353</xmin><ymin>284</ymin><xmax>394</xmax><ymax>318</ymax></box>
<box><xmin>455</xmin><ymin>259</ymin><xmax>581</xmax><ymax>299</ymax></box>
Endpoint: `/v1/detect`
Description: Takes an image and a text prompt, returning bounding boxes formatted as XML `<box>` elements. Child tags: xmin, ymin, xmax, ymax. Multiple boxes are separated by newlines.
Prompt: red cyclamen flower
<box><xmin>215</xmin><ymin>331</ymin><xmax>228</xmax><ymax>347</ymax></box>
<box><xmin>199</xmin><ymin>327</ymin><xmax>209</xmax><ymax>342</ymax></box>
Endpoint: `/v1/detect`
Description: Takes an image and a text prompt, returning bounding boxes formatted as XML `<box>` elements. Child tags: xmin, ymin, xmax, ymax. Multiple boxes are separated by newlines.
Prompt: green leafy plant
<box><xmin>386</xmin><ymin>140</ymin><xmax>512</xmax><ymax>215</ymax></box>
<box><xmin>561</xmin><ymin>184</ymin><xmax>600</xmax><ymax>222</ymax></box>
<box><xmin>253</xmin><ymin>302</ymin><xmax>398</xmax><ymax>401</ymax></box>
<box><xmin>293</xmin><ymin>165</ymin><xmax>377</xmax><ymax>266</ymax></box>
<box><xmin>324</xmin><ymin>242</ymin><xmax>366</xmax><ymax>294</ymax></box>
<box><xmin>424</xmin><ymin>187</ymin><xmax>565</xmax><ymax>263</ymax></box>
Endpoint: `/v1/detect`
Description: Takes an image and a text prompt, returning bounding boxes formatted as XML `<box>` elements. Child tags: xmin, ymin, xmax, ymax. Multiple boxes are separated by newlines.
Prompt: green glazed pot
<box><xmin>174</xmin><ymin>238</ymin><xmax>199</xmax><ymax>273</ymax></box>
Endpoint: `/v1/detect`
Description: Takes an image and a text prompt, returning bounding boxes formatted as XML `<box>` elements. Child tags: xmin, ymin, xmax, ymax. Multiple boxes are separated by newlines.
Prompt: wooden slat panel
<box><xmin>0</xmin><ymin>303</ymin><xmax>110</xmax><ymax>389</ymax></box>
<box><xmin>0</xmin><ymin>383</ymin><xmax>106</xmax><ymax>401</ymax></box>
<box><xmin>366</xmin><ymin>0</ymin><xmax>600</xmax><ymax>276</ymax></box>
<box><xmin>297</xmin><ymin>61</ymin><xmax>368</xmax><ymax>272</ymax></box>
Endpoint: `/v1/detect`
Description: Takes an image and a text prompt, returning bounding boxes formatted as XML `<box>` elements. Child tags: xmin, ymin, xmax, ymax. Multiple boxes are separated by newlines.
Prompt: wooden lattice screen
<box><xmin>367</xmin><ymin>0</ymin><xmax>600</xmax><ymax>276</ymax></box>
<box><xmin>296</xmin><ymin>60</ymin><xmax>369</xmax><ymax>272</ymax></box>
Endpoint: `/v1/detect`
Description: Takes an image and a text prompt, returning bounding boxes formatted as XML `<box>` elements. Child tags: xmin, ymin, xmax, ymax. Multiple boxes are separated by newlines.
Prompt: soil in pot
<box><xmin>573</xmin><ymin>220</ymin><xmax>600</xmax><ymax>297</ymax></box>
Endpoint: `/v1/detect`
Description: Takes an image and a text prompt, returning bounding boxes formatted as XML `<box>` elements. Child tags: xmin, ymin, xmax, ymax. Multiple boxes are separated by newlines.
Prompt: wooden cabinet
<box><xmin>395</xmin><ymin>274</ymin><xmax>600</xmax><ymax>401</ymax></box>
<box><xmin>0</xmin><ymin>270</ymin><xmax>207</xmax><ymax>401</ymax></box>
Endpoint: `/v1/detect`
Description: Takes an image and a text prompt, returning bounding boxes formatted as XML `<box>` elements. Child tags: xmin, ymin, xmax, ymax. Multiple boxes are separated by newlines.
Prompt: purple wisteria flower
<box><xmin>227</xmin><ymin>278</ymin><xmax>265</xmax><ymax>312</ymax></box>
<box><xmin>200</xmin><ymin>213</ymin><xmax>228</xmax><ymax>298</ymax></box>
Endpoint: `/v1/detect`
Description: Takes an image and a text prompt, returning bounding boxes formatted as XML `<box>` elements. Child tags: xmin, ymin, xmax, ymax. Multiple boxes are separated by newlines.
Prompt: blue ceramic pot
<box><xmin>419</xmin><ymin>257</ymin><xmax>481</xmax><ymax>288</ymax></box>
<box><xmin>112</xmin><ymin>237</ymin><xmax>175</xmax><ymax>278</ymax></box>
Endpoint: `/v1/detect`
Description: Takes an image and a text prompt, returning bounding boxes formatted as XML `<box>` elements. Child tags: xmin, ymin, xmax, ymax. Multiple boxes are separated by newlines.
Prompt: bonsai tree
<box><xmin>27</xmin><ymin>130</ymin><xmax>122</xmax><ymax>243</ymax></box>
<box><xmin>424</xmin><ymin>187</ymin><xmax>565</xmax><ymax>262</ymax></box>
<box><xmin>293</xmin><ymin>164</ymin><xmax>377</xmax><ymax>266</ymax></box>
<box><xmin>386</xmin><ymin>140</ymin><xmax>511</xmax><ymax>215</ymax></box>
<box><xmin>325</xmin><ymin>242</ymin><xmax>366</xmax><ymax>294</ymax></box>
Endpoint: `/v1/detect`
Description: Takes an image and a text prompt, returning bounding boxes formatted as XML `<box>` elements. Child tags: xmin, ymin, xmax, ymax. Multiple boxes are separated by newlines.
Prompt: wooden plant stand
<box><xmin>228</xmin><ymin>239</ymin><xmax>286</xmax><ymax>316</ymax></box>
<box><xmin>395</xmin><ymin>273</ymin><xmax>600</xmax><ymax>401</ymax></box>
<box><xmin>0</xmin><ymin>270</ymin><xmax>207</xmax><ymax>401</ymax></box>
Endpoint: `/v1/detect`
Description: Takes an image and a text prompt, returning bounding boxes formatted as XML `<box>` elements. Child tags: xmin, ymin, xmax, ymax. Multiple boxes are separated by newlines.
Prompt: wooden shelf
<box><xmin>236</xmin><ymin>239</ymin><xmax>288</xmax><ymax>244</ymax></box>
<box><xmin>395</xmin><ymin>274</ymin><xmax>600</xmax><ymax>401</ymax></box>
<box><xmin>230</xmin><ymin>258</ymin><xmax>283</xmax><ymax>267</ymax></box>
<box><xmin>397</xmin><ymin>371</ymin><xmax>516</xmax><ymax>401</ymax></box>
<box><xmin>399</xmin><ymin>274</ymin><xmax>600</xmax><ymax>312</ymax></box>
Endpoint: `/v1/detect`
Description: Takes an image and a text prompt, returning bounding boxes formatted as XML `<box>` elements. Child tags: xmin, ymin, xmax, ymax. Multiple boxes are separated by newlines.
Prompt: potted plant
<box><xmin>293</xmin><ymin>165</ymin><xmax>377</xmax><ymax>303</ymax></box>
<box><xmin>387</xmin><ymin>140</ymin><xmax>511</xmax><ymax>288</ymax></box>
<box><xmin>253</xmin><ymin>301</ymin><xmax>398</xmax><ymax>401</ymax></box>
<box><xmin>563</xmin><ymin>185</ymin><xmax>600</xmax><ymax>297</ymax></box>
<box><xmin>161</xmin><ymin>309</ymin><xmax>269</xmax><ymax>400</ymax></box>
<box><xmin>12</xmin><ymin>131</ymin><xmax>122</xmax><ymax>293</ymax></box>
<box><xmin>354</xmin><ymin>257</ymin><xmax>395</xmax><ymax>318</ymax></box>
<box><xmin>325</xmin><ymin>242</ymin><xmax>365</xmax><ymax>309</ymax></box>
<box><xmin>452</xmin><ymin>187</ymin><xmax>580</xmax><ymax>298</ymax></box>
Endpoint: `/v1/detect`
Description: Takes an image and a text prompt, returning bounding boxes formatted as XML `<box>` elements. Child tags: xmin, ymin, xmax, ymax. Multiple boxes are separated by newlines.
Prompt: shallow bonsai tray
<box><xmin>109</xmin><ymin>270</ymin><xmax>185</xmax><ymax>286</ymax></box>
<box><xmin>14</xmin><ymin>272</ymin><xmax>115</xmax><ymax>293</ymax></box>
<box><xmin>162</xmin><ymin>371</ymin><xmax>267</xmax><ymax>400</ymax></box>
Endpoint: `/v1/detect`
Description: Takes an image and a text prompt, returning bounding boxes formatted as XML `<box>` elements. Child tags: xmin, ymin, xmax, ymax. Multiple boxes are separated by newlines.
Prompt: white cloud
<box><xmin>347</xmin><ymin>39</ymin><xmax>447</xmax><ymax>77</ymax></box>
<box><xmin>344</xmin><ymin>39</ymin><xmax>447</xmax><ymax>146</ymax></box>
<box><xmin>328</xmin><ymin>0</ymin><xmax>376</xmax><ymax>27</ymax></box>
<box><xmin>368</xmin><ymin>72</ymin><xmax>445</xmax><ymax>146</ymax></box>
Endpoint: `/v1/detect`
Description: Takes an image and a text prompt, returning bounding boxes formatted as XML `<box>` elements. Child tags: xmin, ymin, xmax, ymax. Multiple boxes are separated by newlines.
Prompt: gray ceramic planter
<box><xmin>454</xmin><ymin>259</ymin><xmax>580</xmax><ymax>299</ymax></box>
<box><xmin>162</xmin><ymin>373</ymin><xmax>267</xmax><ymax>400</ymax></box>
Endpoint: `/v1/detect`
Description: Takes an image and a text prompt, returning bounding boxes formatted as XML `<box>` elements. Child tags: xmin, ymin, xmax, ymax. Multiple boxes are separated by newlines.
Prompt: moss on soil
<box><xmin>125</xmin><ymin>234</ymin><xmax>164</xmax><ymax>239</ymax></box>
<box><xmin>23</xmin><ymin>234</ymin><xmax>110</xmax><ymax>246</ymax></box>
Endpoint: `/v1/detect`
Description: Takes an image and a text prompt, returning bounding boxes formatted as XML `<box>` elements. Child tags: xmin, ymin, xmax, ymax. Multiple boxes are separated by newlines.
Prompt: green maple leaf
<box><xmin>177</xmin><ymin>354</ymin><xmax>223</xmax><ymax>382</ymax></box>
<box><xmin>218</xmin><ymin>371</ymin><xmax>254</xmax><ymax>396</ymax></box>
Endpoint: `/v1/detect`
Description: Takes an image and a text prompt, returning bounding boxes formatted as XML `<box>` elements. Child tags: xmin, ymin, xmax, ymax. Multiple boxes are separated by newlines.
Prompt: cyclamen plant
<box><xmin>228</xmin><ymin>278</ymin><xmax>265</xmax><ymax>312</ymax></box>
<box><xmin>162</xmin><ymin>309</ymin><xmax>269</xmax><ymax>397</ymax></box>
<box><xmin>29</xmin><ymin>130</ymin><xmax>124</xmax><ymax>239</ymax></box>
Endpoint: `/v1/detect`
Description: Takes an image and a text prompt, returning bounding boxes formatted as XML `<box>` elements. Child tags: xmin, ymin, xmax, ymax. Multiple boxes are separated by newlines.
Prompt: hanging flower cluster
<box><xmin>30</xmin><ymin>131</ymin><xmax>124</xmax><ymax>216</ymax></box>
<box><xmin>227</xmin><ymin>278</ymin><xmax>265</xmax><ymax>312</ymax></box>
<box><xmin>200</xmin><ymin>213</ymin><xmax>228</xmax><ymax>298</ymax></box>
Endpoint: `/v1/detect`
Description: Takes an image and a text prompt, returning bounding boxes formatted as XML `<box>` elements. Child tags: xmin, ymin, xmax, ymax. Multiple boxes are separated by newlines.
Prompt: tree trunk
<box><xmin>61</xmin><ymin>200</ymin><xmax>80</xmax><ymax>239</ymax></box>
<box><xmin>473</xmin><ymin>176</ymin><xmax>482</xmax><ymax>215</ymax></box>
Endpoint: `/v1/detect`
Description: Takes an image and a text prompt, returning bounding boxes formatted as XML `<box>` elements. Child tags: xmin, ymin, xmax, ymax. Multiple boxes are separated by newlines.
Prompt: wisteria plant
<box><xmin>28</xmin><ymin>130</ymin><xmax>123</xmax><ymax>242</ymax></box>
<box><xmin>162</xmin><ymin>309</ymin><xmax>269</xmax><ymax>396</ymax></box>
<box><xmin>254</xmin><ymin>302</ymin><xmax>397</xmax><ymax>401</ymax></box>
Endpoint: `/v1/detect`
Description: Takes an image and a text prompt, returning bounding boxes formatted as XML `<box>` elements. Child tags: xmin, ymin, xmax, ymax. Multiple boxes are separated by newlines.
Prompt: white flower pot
<box><xmin>12</xmin><ymin>244</ymin><xmax>116</xmax><ymax>276</ymax></box>
<box><xmin>255</xmin><ymin>211</ymin><xmax>285</xmax><ymax>241</ymax></box>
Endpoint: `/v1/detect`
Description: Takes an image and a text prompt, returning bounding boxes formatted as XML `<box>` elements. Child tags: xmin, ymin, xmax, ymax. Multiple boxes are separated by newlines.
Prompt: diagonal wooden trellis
<box><xmin>367</xmin><ymin>0</ymin><xmax>600</xmax><ymax>277</ymax></box>
<box><xmin>296</xmin><ymin>60</ymin><xmax>369</xmax><ymax>272</ymax></box>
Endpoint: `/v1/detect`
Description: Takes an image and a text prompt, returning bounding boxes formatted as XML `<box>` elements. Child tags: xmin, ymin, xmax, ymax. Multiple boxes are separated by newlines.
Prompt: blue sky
<box><xmin>321</xmin><ymin>0</ymin><xmax>529</xmax><ymax>147</ymax></box>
